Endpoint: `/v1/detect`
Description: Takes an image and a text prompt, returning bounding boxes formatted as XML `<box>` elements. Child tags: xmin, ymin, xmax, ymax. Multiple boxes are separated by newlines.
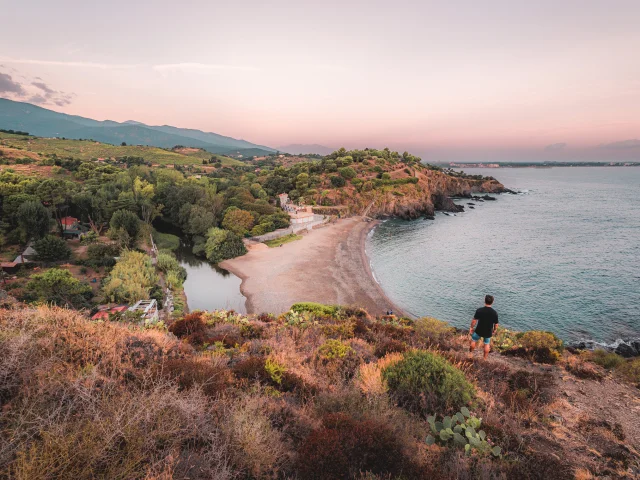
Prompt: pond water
<box><xmin>174</xmin><ymin>243</ymin><xmax>247</xmax><ymax>313</ymax></box>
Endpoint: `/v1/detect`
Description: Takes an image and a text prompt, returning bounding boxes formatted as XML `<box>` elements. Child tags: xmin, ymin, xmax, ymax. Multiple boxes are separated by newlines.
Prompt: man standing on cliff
<box><xmin>469</xmin><ymin>295</ymin><xmax>499</xmax><ymax>360</ymax></box>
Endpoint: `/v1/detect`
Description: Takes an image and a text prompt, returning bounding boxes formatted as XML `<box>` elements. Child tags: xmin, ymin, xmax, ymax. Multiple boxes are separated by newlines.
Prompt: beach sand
<box><xmin>220</xmin><ymin>217</ymin><xmax>403</xmax><ymax>315</ymax></box>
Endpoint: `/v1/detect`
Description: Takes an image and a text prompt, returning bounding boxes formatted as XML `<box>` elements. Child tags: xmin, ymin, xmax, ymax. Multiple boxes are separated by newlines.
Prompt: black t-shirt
<box><xmin>473</xmin><ymin>306</ymin><xmax>499</xmax><ymax>338</ymax></box>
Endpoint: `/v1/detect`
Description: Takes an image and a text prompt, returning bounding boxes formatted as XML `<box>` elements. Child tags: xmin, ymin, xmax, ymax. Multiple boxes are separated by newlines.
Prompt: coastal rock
<box><xmin>481</xmin><ymin>195</ymin><xmax>497</xmax><ymax>201</ymax></box>
<box><xmin>432</xmin><ymin>194</ymin><xmax>465</xmax><ymax>213</ymax></box>
<box><xmin>615</xmin><ymin>343</ymin><xmax>639</xmax><ymax>358</ymax></box>
<box><xmin>467</xmin><ymin>202</ymin><xmax>476</xmax><ymax>206</ymax></box>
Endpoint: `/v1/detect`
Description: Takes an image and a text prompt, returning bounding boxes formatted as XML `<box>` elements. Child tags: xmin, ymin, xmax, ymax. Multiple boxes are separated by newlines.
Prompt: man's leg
<box><xmin>483</xmin><ymin>343</ymin><xmax>490</xmax><ymax>359</ymax></box>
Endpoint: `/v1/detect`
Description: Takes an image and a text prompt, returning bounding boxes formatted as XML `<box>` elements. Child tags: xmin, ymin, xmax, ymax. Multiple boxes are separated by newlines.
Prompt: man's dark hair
<box><xmin>485</xmin><ymin>295</ymin><xmax>494</xmax><ymax>305</ymax></box>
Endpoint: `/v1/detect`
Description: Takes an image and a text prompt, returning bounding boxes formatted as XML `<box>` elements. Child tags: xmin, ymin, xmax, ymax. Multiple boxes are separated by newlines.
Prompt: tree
<box><xmin>121</xmin><ymin>142</ymin><xmax>127</xmax><ymax>146</ymax></box>
<box><xmin>204</xmin><ymin>227</ymin><xmax>247</xmax><ymax>263</ymax></box>
<box><xmin>102</xmin><ymin>250</ymin><xmax>157</xmax><ymax>304</ymax></box>
<box><xmin>338</xmin><ymin>167</ymin><xmax>357</xmax><ymax>180</ymax></box>
<box><xmin>26</xmin><ymin>268</ymin><xmax>92</xmax><ymax>308</ymax></box>
<box><xmin>36</xmin><ymin>179</ymin><xmax>77</xmax><ymax>234</ymax></box>
<box><xmin>34</xmin><ymin>235</ymin><xmax>72</xmax><ymax>261</ymax></box>
<box><xmin>17</xmin><ymin>200</ymin><xmax>51</xmax><ymax>240</ymax></box>
<box><xmin>109</xmin><ymin>209</ymin><xmax>140</xmax><ymax>247</ymax></box>
<box><xmin>330</xmin><ymin>175</ymin><xmax>346</xmax><ymax>188</ymax></box>
<box><xmin>221</xmin><ymin>208</ymin><xmax>254</xmax><ymax>236</ymax></box>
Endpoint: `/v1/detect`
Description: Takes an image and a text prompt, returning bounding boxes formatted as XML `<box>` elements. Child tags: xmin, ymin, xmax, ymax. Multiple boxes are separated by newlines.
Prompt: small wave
<box><xmin>570</xmin><ymin>337</ymin><xmax>640</xmax><ymax>354</ymax></box>
<box><xmin>369</xmin><ymin>260</ymin><xmax>379</xmax><ymax>284</ymax></box>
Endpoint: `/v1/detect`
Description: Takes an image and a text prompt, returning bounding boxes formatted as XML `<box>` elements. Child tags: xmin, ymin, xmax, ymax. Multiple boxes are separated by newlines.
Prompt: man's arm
<box><xmin>469</xmin><ymin>318</ymin><xmax>477</xmax><ymax>335</ymax></box>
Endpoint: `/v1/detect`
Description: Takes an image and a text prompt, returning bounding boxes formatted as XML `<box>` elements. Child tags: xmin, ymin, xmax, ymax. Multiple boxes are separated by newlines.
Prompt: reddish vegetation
<box><xmin>0</xmin><ymin>305</ymin><xmax>638</xmax><ymax>479</ymax></box>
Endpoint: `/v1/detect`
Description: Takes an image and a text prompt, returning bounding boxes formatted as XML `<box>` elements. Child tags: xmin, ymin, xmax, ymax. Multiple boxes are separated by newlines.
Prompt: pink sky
<box><xmin>1</xmin><ymin>0</ymin><xmax>639</xmax><ymax>160</ymax></box>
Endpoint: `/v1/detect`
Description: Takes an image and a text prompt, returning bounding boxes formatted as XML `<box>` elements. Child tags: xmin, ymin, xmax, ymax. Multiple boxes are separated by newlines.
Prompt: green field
<box><xmin>264</xmin><ymin>233</ymin><xmax>302</xmax><ymax>248</ymax></box>
<box><xmin>0</xmin><ymin>132</ymin><xmax>241</xmax><ymax>166</ymax></box>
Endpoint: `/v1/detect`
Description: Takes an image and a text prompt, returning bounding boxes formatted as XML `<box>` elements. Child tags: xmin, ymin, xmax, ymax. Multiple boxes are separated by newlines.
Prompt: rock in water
<box><xmin>615</xmin><ymin>343</ymin><xmax>638</xmax><ymax>358</ymax></box>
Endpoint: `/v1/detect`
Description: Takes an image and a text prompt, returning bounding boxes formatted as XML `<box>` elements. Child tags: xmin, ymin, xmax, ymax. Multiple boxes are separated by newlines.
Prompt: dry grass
<box><xmin>1</xmin><ymin>305</ymin><xmax>637</xmax><ymax>479</ymax></box>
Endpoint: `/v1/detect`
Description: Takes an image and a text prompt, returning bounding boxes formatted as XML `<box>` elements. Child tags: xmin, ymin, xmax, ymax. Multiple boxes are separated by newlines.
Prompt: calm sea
<box><xmin>367</xmin><ymin>167</ymin><xmax>640</xmax><ymax>344</ymax></box>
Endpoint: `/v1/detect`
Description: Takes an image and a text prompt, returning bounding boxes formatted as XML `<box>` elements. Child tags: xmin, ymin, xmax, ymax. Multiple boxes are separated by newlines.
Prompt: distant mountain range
<box><xmin>277</xmin><ymin>144</ymin><xmax>336</xmax><ymax>156</ymax></box>
<box><xmin>0</xmin><ymin>98</ymin><xmax>276</xmax><ymax>156</ymax></box>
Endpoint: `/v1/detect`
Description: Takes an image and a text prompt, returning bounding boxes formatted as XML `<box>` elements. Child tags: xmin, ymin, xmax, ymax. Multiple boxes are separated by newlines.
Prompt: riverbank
<box><xmin>220</xmin><ymin>217</ymin><xmax>404</xmax><ymax>316</ymax></box>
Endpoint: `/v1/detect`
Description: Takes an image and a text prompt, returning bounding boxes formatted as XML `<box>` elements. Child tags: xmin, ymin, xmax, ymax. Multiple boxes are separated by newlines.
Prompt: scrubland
<box><xmin>1</xmin><ymin>304</ymin><xmax>638</xmax><ymax>479</ymax></box>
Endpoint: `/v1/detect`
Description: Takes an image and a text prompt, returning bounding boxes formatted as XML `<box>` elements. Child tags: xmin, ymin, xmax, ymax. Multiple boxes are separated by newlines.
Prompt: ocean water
<box><xmin>367</xmin><ymin>167</ymin><xmax>640</xmax><ymax>344</ymax></box>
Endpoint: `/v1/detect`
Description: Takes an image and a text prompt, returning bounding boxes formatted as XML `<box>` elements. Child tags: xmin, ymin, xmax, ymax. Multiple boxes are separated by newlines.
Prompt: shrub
<box><xmin>318</xmin><ymin>339</ymin><xmax>354</xmax><ymax>360</ymax></box>
<box><xmin>374</xmin><ymin>339</ymin><xmax>406</xmax><ymax>358</ymax></box>
<box><xmin>590</xmin><ymin>349</ymin><xmax>625</xmax><ymax>369</ymax></box>
<box><xmin>168</xmin><ymin>312</ymin><xmax>206</xmax><ymax>338</ymax></box>
<box><xmin>102</xmin><ymin>250</ymin><xmax>157</xmax><ymax>304</ymax></box>
<box><xmin>382</xmin><ymin>350</ymin><xmax>475</xmax><ymax>413</ymax></box>
<box><xmin>160</xmin><ymin>357</ymin><xmax>232</xmax><ymax>396</ymax></box>
<box><xmin>204</xmin><ymin>227</ymin><xmax>247</xmax><ymax>263</ymax></box>
<box><xmin>291</xmin><ymin>302</ymin><xmax>338</xmax><ymax>316</ymax></box>
<box><xmin>265</xmin><ymin>357</ymin><xmax>286</xmax><ymax>385</ymax></box>
<box><xmin>617</xmin><ymin>358</ymin><xmax>640</xmax><ymax>385</ymax></box>
<box><xmin>338</xmin><ymin>166</ymin><xmax>357</xmax><ymax>180</ymax></box>
<box><xmin>519</xmin><ymin>331</ymin><xmax>563</xmax><ymax>352</ymax></box>
<box><xmin>491</xmin><ymin>326</ymin><xmax>519</xmax><ymax>352</ymax></box>
<box><xmin>233</xmin><ymin>357</ymin><xmax>268</xmax><ymax>382</ymax></box>
<box><xmin>296</xmin><ymin>414</ymin><xmax>411</xmax><ymax>480</ymax></box>
<box><xmin>34</xmin><ymin>235</ymin><xmax>71</xmax><ymax>261</ymax></box>
<box><xmin>25</xmin><ymin>268</ymin><xmax>92</xmax><ymax>309</ymax></box>
<box><xmin>330</xmin><ymin>175</ymin><xmax>346</xmax><ymax>188</ymax></box>
<box><xmin>415</xmin><ymin>316</ymin><xmax>455</xmax><ymax>344</ymax></box>
<box><xmin>87</xmin><ymin>242</ymin><xmax>120</xmax><ymax>261</ymax></box>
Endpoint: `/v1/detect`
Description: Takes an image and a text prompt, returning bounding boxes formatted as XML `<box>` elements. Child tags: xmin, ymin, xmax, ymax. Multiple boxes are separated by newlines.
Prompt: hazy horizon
<box><xmin>1</xmin><ymin>0</ymin><xmax>639</xmax><ymax>161</ymax></box>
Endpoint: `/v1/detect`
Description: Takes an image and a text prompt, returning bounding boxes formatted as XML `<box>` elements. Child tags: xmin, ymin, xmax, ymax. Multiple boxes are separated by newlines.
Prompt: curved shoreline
<box><xmin>220</xmin><ymin>217</ymin><xmax>407</xmax><ymax>316</ymax></box>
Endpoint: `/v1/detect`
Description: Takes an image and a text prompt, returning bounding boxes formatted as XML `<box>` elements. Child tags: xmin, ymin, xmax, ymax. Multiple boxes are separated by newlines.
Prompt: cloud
<box><xmin>32</xmin><ymin>81</ymin><xmax>55</xmax><ymax>95</ymax></box>
<box><xmin>0</xmin><ymin>68</ymin><xmax>74</xmax><ymax>107</ymax></box>
<box><xmin>0</xmin><ymin>56</ymin><xmax>140</xmax><ymax>69</ymax></box>
<box><xmin>152</xmin><ymin>62</ymin><xmax>259</xmax><ymax>73</ymax></box>
<box><xmin>0</xmin><ymin>72</ymin><xmax>26</xmax><ymax>95</ymax></box>
<box><xmin>545</xmin><ymin>142</ymin><xmax>567</xmax><ymax>151</ymax></box>
<box><xmin>599</xmin><ymin>139</ymin><xmax>640</xmax><ymax>150</ymax></box>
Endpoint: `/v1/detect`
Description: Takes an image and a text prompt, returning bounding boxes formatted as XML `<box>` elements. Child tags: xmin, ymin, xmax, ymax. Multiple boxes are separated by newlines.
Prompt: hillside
<box><xmin>0</xmin><ymin>304</ymin><xmax>637</xmax><ymax>479</ymax></box>
<box><xmin>0</xmin><ymin>98</ymin><xmax>275</xmax><ymax>154</ymax></box>
<box><xmin>0</xmin><ymin>132</ymin><xmax>240</xmax><ymax>165</ymax></box>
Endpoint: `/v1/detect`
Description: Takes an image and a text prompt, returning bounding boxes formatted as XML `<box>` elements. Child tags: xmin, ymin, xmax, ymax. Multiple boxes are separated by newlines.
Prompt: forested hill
<box><xmin>0</xmin><ymin>98</ymin><xmax>275</xmax><ymax>155</ymax></box>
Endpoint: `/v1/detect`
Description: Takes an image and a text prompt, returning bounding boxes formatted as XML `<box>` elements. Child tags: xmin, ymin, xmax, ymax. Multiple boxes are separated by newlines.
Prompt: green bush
<box><xmin>414</xmin><ymin>317</ymin><xmax>455</xmax><ymax>343</ymax></box>
<box><xmin>291</xmin><ymin>302</ymin><xmax>338</xmax><ymax>316</ymax></box>
<box><xmin>519</xmin><ymin>331</ymin><xmax>563</xmax><ymax>352</ymax></box>
<box><xmin>330</xmin><ymin>175</ymin><xmax>346</xmax><ymax>188</ymax></box>
<box><xmin>590</xmin><ymin>349</ymin><xmax>625</xmax><ymax>369</ymax></box>
<box><xmin>204</xmin><ymin>227</ymin><xmax>247</xmax><ymax>263</ymax></box>
<box><xmin>383</xmin><ymin>350</ymin><xmax>475</xmax><ymax>413</ymax></box>
<box><xmin>318</xmin><ymin>339</ymin><xmax>354</xmax><ymax>360</ymax></box>
<box><xmin>617</xmin><ymin>358</ymin><xmax>640</xmax><ymax>385</ymax></box>
<box><xmin>26</xmin><ymin>268</ymin><xmax>92</xmax><ymax>308</ymax></box>
<box><xmin>338</xmin><ymin>167</ymin><xmax>357</xmax><ymax>180</ymax></box>
<box><xmin>34</xmin><ymin>235</ymin><xmax>71</xmax><ymax>261</ymax></box>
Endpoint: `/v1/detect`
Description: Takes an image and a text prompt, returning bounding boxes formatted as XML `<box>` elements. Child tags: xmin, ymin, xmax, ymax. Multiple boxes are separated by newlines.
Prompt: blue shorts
<box><xmin>471</xmin><ymin>332</ymin><xmax>491</xmax><ymax>344</ymax></box>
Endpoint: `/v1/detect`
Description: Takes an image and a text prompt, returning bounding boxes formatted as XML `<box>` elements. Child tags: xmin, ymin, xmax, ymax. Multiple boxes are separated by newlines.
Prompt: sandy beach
<box><xmin>220</xmin><ymin>217</ymin><xmax>404</xmax><ymax>316</ymax></box>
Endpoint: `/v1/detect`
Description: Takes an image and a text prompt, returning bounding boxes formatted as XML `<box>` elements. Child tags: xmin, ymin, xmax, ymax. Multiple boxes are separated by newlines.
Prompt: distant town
<box><xmin>443</xmin><ymin>161</ymin><xmax>640</xmax><ymax>168</ymax></box>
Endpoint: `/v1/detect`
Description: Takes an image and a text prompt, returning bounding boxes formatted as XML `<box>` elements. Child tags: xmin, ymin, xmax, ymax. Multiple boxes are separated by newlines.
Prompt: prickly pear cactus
<box><xmin>426</xmin><ymin>408</ymin><xmax>502</xmax><ymax>457</ymax></box>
